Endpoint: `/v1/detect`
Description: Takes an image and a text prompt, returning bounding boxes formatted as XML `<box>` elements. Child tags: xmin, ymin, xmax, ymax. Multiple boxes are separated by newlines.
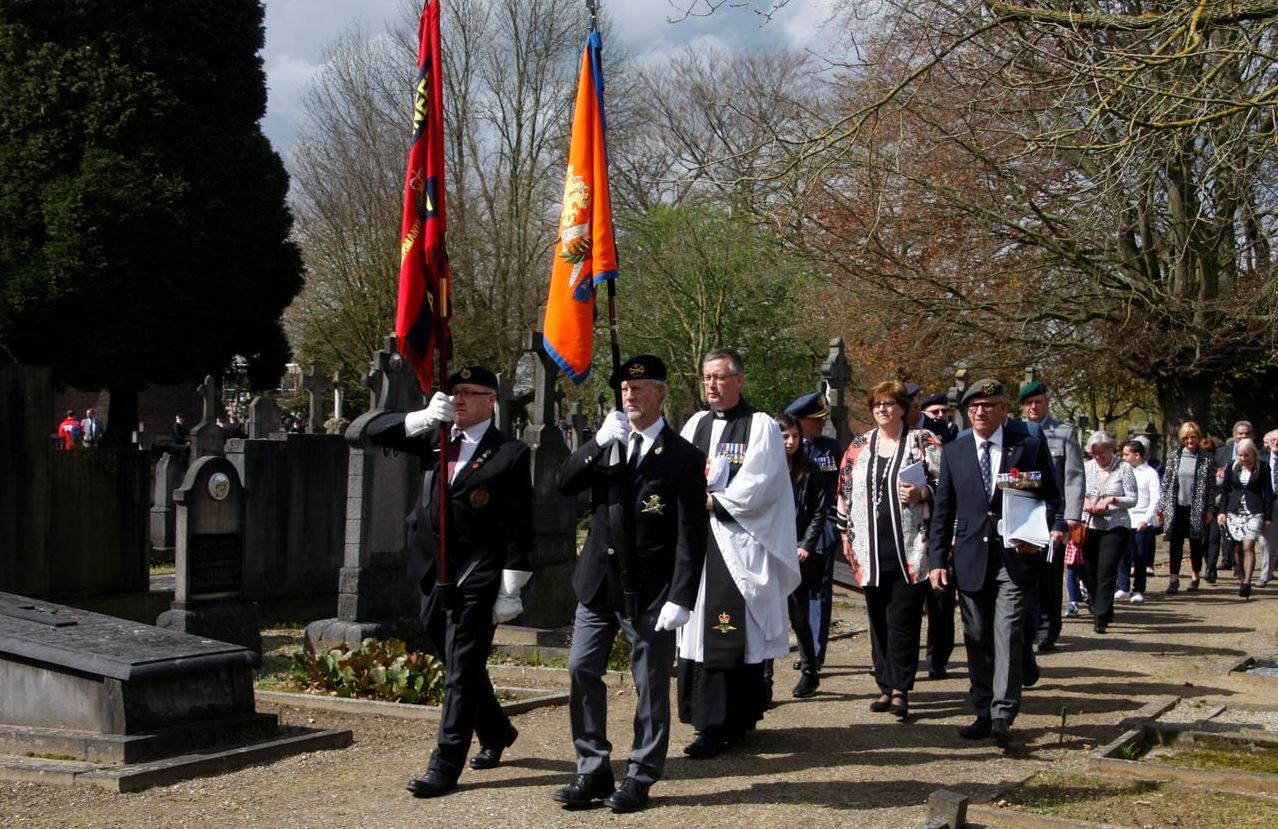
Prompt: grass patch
<box><xmin>1003</xmin><ymin>771</ymin><xmax>1278</xmax><ymax>828</ymax></box>
<box><xmin>488</xmin><ymin>648</ymin><xmax>568</xmax><ymax>669</ymax></box>
<box><xmin>24</xmin><ymin>752</ymin><xmax>77</xmax><ymax>762</ymax></box>
<box><xmin>148</xmin><ymin>563</ymin><xmax>175</xmax><ymax>577</ymax></box>
<box><xmin>1153</xmin><ymin>743</ymin><xmax>1278</xmax><ymax>775</ymax></box>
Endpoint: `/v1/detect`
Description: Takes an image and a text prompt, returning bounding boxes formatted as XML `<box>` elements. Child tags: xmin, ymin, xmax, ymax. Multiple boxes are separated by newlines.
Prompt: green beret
<box><xmin>1018</xmin><ymin>380</ymin><xmax>1047</xmax><ymax>402</ymax></box>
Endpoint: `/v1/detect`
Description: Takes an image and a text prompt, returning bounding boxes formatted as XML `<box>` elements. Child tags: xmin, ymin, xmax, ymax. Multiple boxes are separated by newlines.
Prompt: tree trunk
<box><xmin>102</xmin><ymin>385</ymin><xmax>139</xmax><ymax>448</ymax></box>
<box><xmin>1155</xmin><ymin>373</ymin><xmax>1212</xmax><ymax>459</ymax></box>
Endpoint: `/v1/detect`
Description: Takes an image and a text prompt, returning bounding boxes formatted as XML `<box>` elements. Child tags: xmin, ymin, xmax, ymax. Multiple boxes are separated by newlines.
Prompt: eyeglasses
<box><xmin>870</xmin><ymin>401</ymin><xmax>898</xmax><ymax>410</ymax></box>
<box><xmin>1182</xmin><ymin>435</ymin><xmax>1199</xmax><ymax>441</ymax></box>
<box><xmin>452</xmin><ymin>389</ymin><xmax>496</xmax><ymax>399</ymax></box>
<box><xmin>701</xmin><ymin>373</ymin><xmax>739</xmax><ymax>385</ymax></box>
<box><xmin>967</xmin><ymin>402</ymin><xmax>1002</xmax><ymax>412</ymax></box>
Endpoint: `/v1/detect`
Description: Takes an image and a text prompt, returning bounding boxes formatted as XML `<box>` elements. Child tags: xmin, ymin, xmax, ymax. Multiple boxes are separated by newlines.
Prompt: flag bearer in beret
<box><xmin>367</xmin><ymin>365</ymin><xmax>534</xmax><ymax>798</ymax></box>
<box><xmin>784</xmin><ymin>390</ymin><xmax>843</xmax><ymax>672</ymax></box>
<box><xmin>677</xmin><ymin>348</ymin><xmax>801</xmax><ymax>759</ymax></box>
<box><xmin>927</xmin><ymin>379</ymin><xmax>1061</xmax><ymax>744</ymax></box>
<box><xmin>1018</xmin><ymin>380</ymin><xmax>1084</xmax><ymax>654</ymax></box>
<box><xmin>552</xmin><ymin>355</ymin><xmax>708</xmax><ymax>813</ymax></box>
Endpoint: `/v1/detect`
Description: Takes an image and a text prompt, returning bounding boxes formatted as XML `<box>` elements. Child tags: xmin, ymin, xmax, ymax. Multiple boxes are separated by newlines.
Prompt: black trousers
<box><xmin>1168</xmin><ymin>505</ymin><xmax>1206</xmax><ymax>577</ymax></box>
<box><xmin>863</xmin><ymin>569</ymin><xmax>928</xmax><ymax>693</ymax></box>
<box><xmin>421</xmin><ymin>586</ymin><xmax>512</xmax><ymax>778</ymax></box>
<box><xmin>925</xmin><ymin>577</ymin><xmax>956</xmax><ymax>671</ymax></box>
<box><xmin>1083</xmin><ymin>527</ymin><xmax>1129</xmax><ymax>625</ymax></box>
<box><xmin>1036</xmin><ymin>539</ymin><xmax>1066</xmax><ymax>644</ymax></box>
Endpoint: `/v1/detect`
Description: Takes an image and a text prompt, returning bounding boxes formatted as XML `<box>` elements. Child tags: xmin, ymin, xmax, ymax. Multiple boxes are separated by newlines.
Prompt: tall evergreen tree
<box><xmin>0</xmin><ymin>0</ymin><xmax>302</xmax><ymax>441</ymax></box>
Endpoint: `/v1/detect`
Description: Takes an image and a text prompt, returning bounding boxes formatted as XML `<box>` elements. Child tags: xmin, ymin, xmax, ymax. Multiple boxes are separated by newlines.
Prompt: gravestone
<box><xmin>148</xmin><ymin>452</ymin><xmax>185</xmax><ymax>559</ymax></box>
<box><xmin>948</xmin><ymin>366</ymin><xmax>969</xmax><ymax>431</ymax></box>
<box><xmin>516</xmin><ymin>327</ymin><xmax>577</xmax><ymax>629</ymax></box>
<box><xmin>820</xmin><ymin>337</ymin><xmax>853</xmax><ymax>447</ymax></box>
<box><xmin>305</xmin><ymin>336</ymin><xmax>422</xmax><ymax>652</ymax></box>
<box><xmin>301</xmin><ymin>363</ymin><xmax>334</xmax><ymax>435</ymax></box>
<box><xmin>0</xmin><ymin>592</ymin><xmax>350</xmax><ymax>789</ymax></box>
<box><xmin>246</xmin><ymin>392</ymin><xmax>285</xmax><ymax>440</ymax></box>
<box><xmin>156</xmin><ymin>456</ymin><xmax>260</xmax><ymax>655</ymax></box>
<box><xmin>188</xmin><ymin>375</ymin><xmax>226</xmax><ymax>459</ymax></box>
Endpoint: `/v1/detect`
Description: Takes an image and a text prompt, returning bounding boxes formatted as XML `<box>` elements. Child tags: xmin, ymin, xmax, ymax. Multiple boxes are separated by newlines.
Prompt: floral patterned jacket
<box><xmin>836</xmin><ymin>428</ymin><xmax>943</xmax><ymax>587</ymax></box>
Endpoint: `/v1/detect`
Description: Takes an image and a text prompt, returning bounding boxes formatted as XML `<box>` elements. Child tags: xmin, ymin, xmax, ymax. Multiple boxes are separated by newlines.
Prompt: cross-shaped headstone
<box><xmin>820</xmin><ymin>338</ymin><xmax>853</xmax><ymax>445</ymax></box>
<box><xmin>521</xmin><ymin>330</ymin><xmax>556</xmax><ymax>429</ymax></box>
<box><xmin>949</xmin><ymin>366</ymin><xmax>969</xmax><ymax>430</ymax></box>
<box><xmin>196</xmin><ymin>376</ymin><xmax>221</xmax><ymax>426</ymax></box>
<box><xmin>364</xmin><ymin>335</ymin><xmax>424</xmax><ymax>413</ymax></box>
<box><xmin>301</xmin><ymin>363</ymin><xmax>334</xmax><ymax>434</ymax></box>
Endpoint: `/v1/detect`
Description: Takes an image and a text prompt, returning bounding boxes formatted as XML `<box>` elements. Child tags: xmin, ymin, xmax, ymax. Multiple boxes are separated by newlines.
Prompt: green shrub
<box><xmin>287</xmin><ymin>638</ymin><xmax>445</xmax><ymax>705</ymax></box>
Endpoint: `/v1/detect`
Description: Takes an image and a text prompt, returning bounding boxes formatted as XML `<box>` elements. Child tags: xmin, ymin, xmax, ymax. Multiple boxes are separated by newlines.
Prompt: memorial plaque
<box><xmin>189</xmin><ymin>532</ymin><xmax>244</xmax><ymax>596</ymax></box>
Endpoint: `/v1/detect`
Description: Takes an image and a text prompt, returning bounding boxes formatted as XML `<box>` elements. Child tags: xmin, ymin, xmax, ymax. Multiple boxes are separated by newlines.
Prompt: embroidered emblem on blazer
<box><xmin>469</xmin><ymin>486</ymin><xmax>490</xmax><ymax>507</ymax></box>
<box><xmin>714</xmin><ymin>611</ymin><xmax>737</xmax><ymax>633</ymax></box>
<box><xmin>641</xmin><ymin>494</ymin><xmax>666</xmax><ymax>515</ymax></box>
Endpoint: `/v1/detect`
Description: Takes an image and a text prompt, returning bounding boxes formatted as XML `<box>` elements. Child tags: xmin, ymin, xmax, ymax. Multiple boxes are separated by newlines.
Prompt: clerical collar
<box><xmin>711</xmin><ymin>398</ymin><xmax>753</xmax><ymax>421</ymax></box>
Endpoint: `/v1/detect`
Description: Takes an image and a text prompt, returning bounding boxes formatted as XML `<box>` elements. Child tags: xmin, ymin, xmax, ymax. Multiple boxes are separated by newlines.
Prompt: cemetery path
<box><xmin>3</xmin><ymin>568</ymin><xmax>1277</xmax><ymax>829</ymax></box>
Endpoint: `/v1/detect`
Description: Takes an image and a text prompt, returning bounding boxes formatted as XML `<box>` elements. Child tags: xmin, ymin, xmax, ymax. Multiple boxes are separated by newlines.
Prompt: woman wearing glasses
<box><xmin>1157</xmin><ymin>422</ymin><xmax>1217</xmax><ymax>595</ymax></box>
<box><xmin>836</xmin><ymin>380</ymin><xmax>942</xmax><ymax>720</ymax></box>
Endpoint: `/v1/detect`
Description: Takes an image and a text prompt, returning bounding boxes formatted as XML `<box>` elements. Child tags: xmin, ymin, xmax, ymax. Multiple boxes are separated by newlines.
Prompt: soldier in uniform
<box><xmin>552</xmin><ymin>356</ymin><xmax>707</xmax><ymax>814</ymax></box>
<box><xmin>367</xmin><ymin>366</ymin><xmax>534</xmax><ymax>798</ymax></box>
<box><xmin>1018</xmin><ymin>381</ymin><xmax>1084</xmax><ymax>654</ymax></box>
<box><xmin>784</xmin><ymin>390</ymin><xmax>842</xmax><ymax>670</ymax></box>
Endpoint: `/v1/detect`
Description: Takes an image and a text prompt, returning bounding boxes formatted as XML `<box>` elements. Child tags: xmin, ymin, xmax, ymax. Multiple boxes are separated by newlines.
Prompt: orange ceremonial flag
<box><xmin>542</xmin><ymin>29</ymin><xmax>617</xmax><ymax>384</ymax></box>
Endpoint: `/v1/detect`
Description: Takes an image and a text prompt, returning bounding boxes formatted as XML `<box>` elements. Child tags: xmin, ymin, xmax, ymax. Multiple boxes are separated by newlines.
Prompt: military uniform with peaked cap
<box><xmin>367</xmin><ymin>364</ymin><xmax>533</xmax><ymax>794</ymax></box>
<box><xmin>784</xmin><ymin>390</ymin><xmax>843</xmax><ymax>669</ymax></box>
<box><xmin>554</xmin><ymin>355</ymin><xmax>708</xmax><ymax>811</ymax></box>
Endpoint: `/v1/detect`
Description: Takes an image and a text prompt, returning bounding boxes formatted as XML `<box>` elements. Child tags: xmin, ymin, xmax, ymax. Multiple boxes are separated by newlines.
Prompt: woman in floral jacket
<box><xmin>836</xmin><ymin>380</ymin><xmax>943</xmax><ymax>720</ymax></box>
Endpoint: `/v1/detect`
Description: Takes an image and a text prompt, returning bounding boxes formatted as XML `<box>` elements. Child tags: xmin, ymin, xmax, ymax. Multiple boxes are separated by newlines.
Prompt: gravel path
<box><xmin>3</xmin><ymin>568</ymin><xmax>1277</xmax><ymax>829</ymax></box>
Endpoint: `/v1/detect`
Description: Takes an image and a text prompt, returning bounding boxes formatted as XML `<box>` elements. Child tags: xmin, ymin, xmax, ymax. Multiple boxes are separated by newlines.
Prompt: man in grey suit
<box><xmin>928</xmin><ymin>379</ymin><xmax>1062</xmax><ymax>744</ymax></box>
<box><xmin>1019</xmin><ymin>381</ymin><xmax>1084</xmax><ymax>652</ymax></box>
<box><xmin>80</xmin><ymin>408</ymin><xmax>104</xmax><ymax>448</ymax></box>
<box><xmin>553</xmin><ymin>356</ymin><xmax>708</xmax><ymax>813</ymax></box>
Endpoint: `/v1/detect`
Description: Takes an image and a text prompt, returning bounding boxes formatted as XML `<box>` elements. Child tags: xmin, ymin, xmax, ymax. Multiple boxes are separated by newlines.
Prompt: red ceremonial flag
<box><xmin>396</xmin><ymin>0</ymin><xmax>451</xmax><ymax>393</ymax></box>
<box><xmin>542</xmin><ymin>29</ymin><xmax>618</xmax><ymax>384</ymax></box>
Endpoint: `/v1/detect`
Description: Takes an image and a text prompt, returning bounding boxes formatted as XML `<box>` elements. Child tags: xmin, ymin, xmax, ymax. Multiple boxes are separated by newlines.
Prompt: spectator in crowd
<box><xmin>1118</xmin><ymin>439</ymin><xmax>1160</xmax><ymax>604</ymax></box>
<box><xmin>1257</xmin><ymin>429</ymin><xmax>1278</xmax><ymax>588</ymax></box>
<box><xmin>57</xmin><ymin>410</ymin><xmax>81</xmax><ymax>450</ymax></box>
<box><xmin>1081</xmin><ymin>432</ymin><xmax>1138</xmax><ymax>633</ymax></box>
<box><xmin>768</xmin><ymin>413</ymin><xmax>828</xmax><ymax>701</ymax></box>
<box><xmin>1216</xmin><ymin>437</ymin><xmax>1272</xmax><ymax>599</ymax></box>
<box><xmin>1157</xmin><ymin>422</ymin><xmax>1216</xmax><ymax>595</ymax></box>
<box><xmin>80</xmin><ymin>408</ymin><xmax>103</xmax><ymax>448</ymax></box>
<box><xmin>838</xmin><ymin>380</ymin><xmax>942</xmax><ymax>720</ymax></box>
<box><xmin>224</xmin><ymin>412</ymin><xmax>246</xmax><ymax>440</ymax></box>
<box><xmin>917</xmin><ymin>392</ymin><xmax>959</xmax><ymax>444</ymax></box>
<box><xmin>171</xmin><ymin>414</ymin><xmax>188</xmax><ymax>446</ymax></box>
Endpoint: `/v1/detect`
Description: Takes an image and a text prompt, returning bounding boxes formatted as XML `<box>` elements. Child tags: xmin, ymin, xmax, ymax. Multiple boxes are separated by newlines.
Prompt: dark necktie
<box><xmin>627</xmin><ymin>432</ymin><xmax>643</xmax><ymax>473</ymax></box>
<box><xmin>980</xmin><ymin>439</ymin><xmax>993</xmax><ymax>499</ymax></box>
<box><xmin>446</xmin><ymin>431</ymin><xmax>463</xmax><ymax>481</ymax></box>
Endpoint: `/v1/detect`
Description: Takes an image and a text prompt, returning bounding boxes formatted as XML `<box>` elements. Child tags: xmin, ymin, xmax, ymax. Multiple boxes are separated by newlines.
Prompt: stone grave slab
<box><xmin>0</xmin><ymin>592</ymin><xmax>350</xmax><ymax>789</ymax></box>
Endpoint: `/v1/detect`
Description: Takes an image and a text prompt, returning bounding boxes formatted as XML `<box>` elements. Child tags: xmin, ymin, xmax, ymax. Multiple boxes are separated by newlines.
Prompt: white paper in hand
<box><xmin>897</xmin><ymin>460</ymin><xmax>928</xmax><ymax>490</ymax></box>
<box><xmin>998</xmin><ymin>489</ymin><xmax>1051</xmax><ymax>549</ymax></box>
<box><xmin>706</xmin><ymin>455</ymin><xmax>731</xmax><ymax>493</ymax></box>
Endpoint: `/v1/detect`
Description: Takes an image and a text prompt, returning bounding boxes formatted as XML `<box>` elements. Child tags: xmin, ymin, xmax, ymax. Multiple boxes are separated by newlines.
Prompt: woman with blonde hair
<box><xmin>1216</xmin><ymin>438</ymin><xmax>1272</xmax><ymax>599</ymax></box>
<box><xmin>1157</xmin><ymin>422</ymin><xmax>1216</xmax><ymax>594</ymax></box>
<box><xmin>836</xmin><ymin>380</ymin><xmax>942</xmax><ymax>719</ymax></box>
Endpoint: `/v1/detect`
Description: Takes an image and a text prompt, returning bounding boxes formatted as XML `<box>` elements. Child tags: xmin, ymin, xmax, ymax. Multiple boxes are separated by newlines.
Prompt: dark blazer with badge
<box><xmin>928</xmin><ymin>420</ymin><xmax>1063</xmax><ymax>592</ymax></box>
<box><xmin>557</xmin><ymin>422</ymin><xmax>708</xmax><ymax>613</ymax></box>
<box><xmin>368</xmin><ymin>415</ymin><xmax>533</xmax><ymax>596</ymax></box>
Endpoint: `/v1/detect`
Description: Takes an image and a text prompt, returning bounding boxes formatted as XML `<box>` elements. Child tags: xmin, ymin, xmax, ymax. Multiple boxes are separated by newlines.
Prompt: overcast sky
<box><xmin>260</xmin><ymin>0</ymin><xmax>843</xmax><ymax>153</ymax></box>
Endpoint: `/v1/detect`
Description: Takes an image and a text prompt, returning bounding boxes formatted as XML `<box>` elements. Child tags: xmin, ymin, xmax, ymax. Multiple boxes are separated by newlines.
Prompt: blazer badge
<box><xmin>469</xmin><ymin>486</ymin><xmax>490</xmax><ymax>507</ymax></box>
<box><xmin>714</xmin><ymin>611</ymin><xmax>737</xmax><ymax>633</ymax></box>
<box><xmin>641</xmin><ymin>494</ymin><xmax>665</xmax><ymax>515</ymax></box>
<box><xmin>470</xmin><ymin>448</ymin><xmax>493</xmax><ymax>471</ymax></box>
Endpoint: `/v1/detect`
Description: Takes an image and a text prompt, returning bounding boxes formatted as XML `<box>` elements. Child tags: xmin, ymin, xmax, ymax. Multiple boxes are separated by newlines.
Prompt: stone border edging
<box><xmin>255</xmin><ymin>687</ymin><xmax>569</xmax><ymax>720</ymax></box>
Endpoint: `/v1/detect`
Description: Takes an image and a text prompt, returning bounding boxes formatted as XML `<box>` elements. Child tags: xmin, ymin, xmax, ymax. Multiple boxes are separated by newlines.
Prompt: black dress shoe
<box><xmin>683</xmin><ymin>732</ymin><xmax>726</xmax><ymax>759</ymax></box>
<box><xmin>792</xmin><ymin>672</ymin><xmax>820</xmax><ymax>698</ymax></box>
<box><xmin>1186</xmin><ymin>578</ymin><xmax>1200</xmax><ymax>593</ymax></box>
<box><xmin>1023</xmin><ymin>663</ymin><xmax>1041</xmax><ymax>687</ymax></box>
<box><xmin>552</xmin><ymin>773</ymin><xmax>615</xmax><ymax>807</ymax></box>
<box><xmin>470</xmin><ymin>725</ymin><xmax>518</xmax><ymax>770</ymax></box>
<box><xmin>888</xmin><ymin>692</ymin><xmax>909</xmax><ymax>719</ymax></box>
<box><xmin>1093</xmin><ymin>622</ymin><xmax>1107</xmax><ymax>634</ymax></box>
<box><xmin>990</xmin><ymin>719</ymin><xmax>1011</xmax><ymax>744</ymax></box>
<box><xmin>406</xmin><ymin>768</ymin><xmax>458</xmax><ymax>798</ymax></box>
<box><xmin>869</xmin><ymin>693</ymin><xmax>892</xmax><ymax>713</ymax></box>
<box><xmin>604</xmin><ymin>777</ymin><xmax>650</xmax><ymax>813</ymax></box>
<box><xmin>1240</xmin><ymin>583</ymin><xmax>1252</xmax><ymax>599</ymax></box>
<box><xmin>928</xmin><ymin>666</ymin><xmax>949</xmax><ymax>680</ymax></box>
<box><xmin>1037</xmin><ymin>639</ymin><xmax>1056</xmax><ymax>653</ymax></box>
<box><xmin>959</xmin><ymin>717</ymin><xmax>992</xmax><ymax>740</ymax></box>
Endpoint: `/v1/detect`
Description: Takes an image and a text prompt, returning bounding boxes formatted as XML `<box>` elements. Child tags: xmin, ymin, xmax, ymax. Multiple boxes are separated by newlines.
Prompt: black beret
<box><xmin>905</xmin><ymin>382</ymin><xmax>921</xmax><ymax>400</ymax></box>
<box><xmin>609</xmin><ymin>355</ymin><xmax>667</xmax><ymax>388</ymax></box>
<box><xmin>1018</xmin><ymin>380</ymin><xmax>1047</xmax><ymax>402</ymax></box>
<box><xmin>785</xmin><ymin>391</ymin><xmax>828</xmax><ymax>419</ymax></box>
<box><xmin>446</xmin><ymin>365</ymin><xmax>499</xmax><ymax>392</ymax></box>
<box><xmin>919</xmin><ymin>393</ymin><xmax>949</xmax><ymax>409</ymax></box>
<box><xmin>960</xmin><ymin>378</ymin><xmax>1005</xmax><ymax>408</ymax></box>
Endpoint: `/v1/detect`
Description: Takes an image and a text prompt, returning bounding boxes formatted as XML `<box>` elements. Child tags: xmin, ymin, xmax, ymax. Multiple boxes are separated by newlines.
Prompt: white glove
<box><xmin>405</xmin><ymin>391</ymin><xmax>454</xmax><ymax>436</ymax></box>
<box><xmin>653</xmin><ymin>601</ymin><xmax>691</xmax><ymax>632</ymax></box>
<box><xmin>492</xmin><ymin>569</ymin><xmax>532</xmax><ymax>625</ymax></box>
<box><xmin>593</xmin><ymin>410</ymin><xmax>632</xmax><ymax>448</ymax></box>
